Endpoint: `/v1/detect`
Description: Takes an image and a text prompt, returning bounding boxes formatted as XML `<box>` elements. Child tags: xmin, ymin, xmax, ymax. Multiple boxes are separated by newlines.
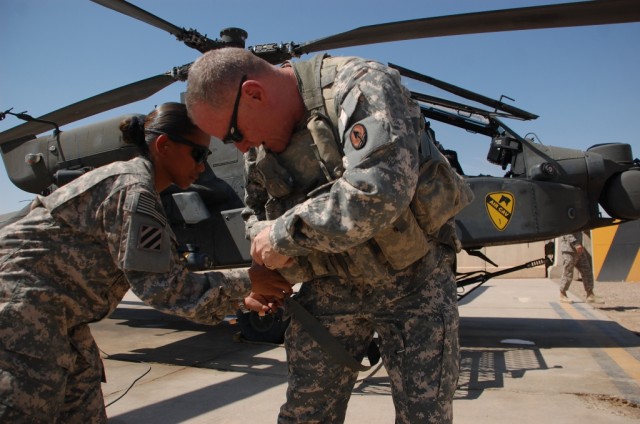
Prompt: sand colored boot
<box><xmin>586</xmin><ymin>292</ymin><xmax>604</xmax><ymax>304</ymax></box>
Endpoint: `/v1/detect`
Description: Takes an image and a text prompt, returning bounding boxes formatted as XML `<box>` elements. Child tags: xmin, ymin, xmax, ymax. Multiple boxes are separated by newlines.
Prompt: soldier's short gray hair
<box><xmin>185</xmin><ymin>47</ymin><xmax>271</xmax><ymax>112</ymax></box>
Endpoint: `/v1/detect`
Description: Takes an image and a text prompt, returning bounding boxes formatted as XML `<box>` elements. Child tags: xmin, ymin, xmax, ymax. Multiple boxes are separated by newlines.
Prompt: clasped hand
<box><xmin>243</xmin><ymin>262</ymin><xmax>293</xmax><ymax>314</ymax></box>
<box><xmin>250</xmin><ymin>226</ymin><xmax>293</xmax><ymax>270</ymax></box>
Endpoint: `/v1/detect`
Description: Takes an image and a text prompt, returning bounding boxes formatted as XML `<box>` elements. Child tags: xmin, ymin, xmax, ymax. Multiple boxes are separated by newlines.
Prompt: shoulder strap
<box><xmin>38</xmin><ymin>159</ymin><xmax>150</xmax><ymax>212</ymax></box>
<box><xmin>293</xmin><ymin>55</ymin><xmax>349</xmax><ymax>181</ymax></box>
<box><xmin>294</xmin><ymin>54</ymin><xmax>353</xmax><ymax>124</ymax></box>
<box><xmin>295</xmin><ymin>54</ymin><xmax>327</xmax><ymax>113</ymax></box>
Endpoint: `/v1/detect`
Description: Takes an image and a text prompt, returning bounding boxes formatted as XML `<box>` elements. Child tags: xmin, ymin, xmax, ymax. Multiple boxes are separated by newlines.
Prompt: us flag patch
<box><xmin>135</xmin><ymin>192</ymin><xmax>167</xmax><ymax>227</ymax></box>
<box><xmin>137</xmin><ymin>224</ymin><xmax>163</xmax><ymax>251</ymax></box>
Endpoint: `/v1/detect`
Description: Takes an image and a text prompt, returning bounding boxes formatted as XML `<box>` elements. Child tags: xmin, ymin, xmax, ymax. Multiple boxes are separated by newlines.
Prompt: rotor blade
<box><xmin>0</xmin><ymin>72</ymin><xmax>181</xmax><ymax>145</ymax></box>
<box><xmin>91</xmin><ymin>0</ymin><xmax>229</xmax><ymax>52</ymax></box>
<box><xmin>391</xmin><ymin>63</ymin><xmax>538</xmax><ymax>120</ymax></box>
<box><xmin>412</xmin><ymin>91</ymin><xmax>495</xmax><ymax>120</ymax></box>
<box><xmin>297</xmin><ymin>0</ymin><xmax>640</xmax><ymax>54</ymax></box>
<box><xmin>91</xmin><ymin>0</ymin><xmax>186</xmax><ymax>38</ymax></box>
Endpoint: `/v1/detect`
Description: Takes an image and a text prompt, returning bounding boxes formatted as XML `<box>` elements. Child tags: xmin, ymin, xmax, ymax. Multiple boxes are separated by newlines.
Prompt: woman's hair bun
<box><xmin>120</xmin><ymin>114</ymin><xmax>147</xmax><ymax>146</ymax></box>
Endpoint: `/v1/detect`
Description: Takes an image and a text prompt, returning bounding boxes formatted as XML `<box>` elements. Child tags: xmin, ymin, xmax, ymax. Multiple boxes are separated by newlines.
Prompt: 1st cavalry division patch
<box><xmin>485</xmin><ymin>192</ymin><xmax>514</xmax><ymax>231</ymax></box>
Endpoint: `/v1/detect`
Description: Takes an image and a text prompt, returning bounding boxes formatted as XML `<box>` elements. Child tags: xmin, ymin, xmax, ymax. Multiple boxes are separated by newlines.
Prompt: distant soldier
<box><xmin>559</xmin><ymin>231</ymin><xmax>603</xmax><ymax>304</ymax></box>
<box><xmin>0</xmin><ymin>102</ymin><xmax>290</xmax><ymax>423</ymax></box>
<box><xmin>186</xmin><ymin>48</ymin><xmax>472</xmax><ymax>423</ymax></box>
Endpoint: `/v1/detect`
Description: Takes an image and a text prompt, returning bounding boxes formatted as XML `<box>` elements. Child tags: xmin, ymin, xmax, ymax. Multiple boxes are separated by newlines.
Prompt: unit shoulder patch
<box><xmin>122</xmin><ymin>190</ymin><xmax>172</xmax><ymax>273</ymax></box>
<box><xmin>349</xmin><ymin>123</ymin><xmax>367</xmax><ymax>150</ymax></box>
<box><xmin>137</xmin><ymin>224</ymin><xmax>164</xmax><ymax>251</ymax></box>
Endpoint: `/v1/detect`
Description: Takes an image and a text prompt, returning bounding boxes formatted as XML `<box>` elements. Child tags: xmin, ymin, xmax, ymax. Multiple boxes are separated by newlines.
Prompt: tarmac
<box><xmin>91</xmin><ymin>277</ymin><xmax>640</xmax><ymax>423</ymax></box>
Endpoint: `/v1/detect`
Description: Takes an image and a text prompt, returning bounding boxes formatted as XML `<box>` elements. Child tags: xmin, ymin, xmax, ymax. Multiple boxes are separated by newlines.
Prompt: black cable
<box><xmin>100</xmin><ymin>348</ymin><xmax>152</xmax><ymax>408</ymax></box>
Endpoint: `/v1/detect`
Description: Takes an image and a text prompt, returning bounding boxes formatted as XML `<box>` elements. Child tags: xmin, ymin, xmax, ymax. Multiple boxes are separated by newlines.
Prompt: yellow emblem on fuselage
<box><xmin>485</xmin><ymin>192</ymin><xmax>514</xmax><ymax>231</ymax></box>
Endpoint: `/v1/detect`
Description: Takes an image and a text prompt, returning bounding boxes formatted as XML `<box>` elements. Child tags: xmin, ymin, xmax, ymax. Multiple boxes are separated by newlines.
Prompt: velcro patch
<box><xmin>137</xmin><ymin>224</ymin><xmax>163</xmax><ymax>251</ymax></box>
<box><xmin>122</xmin><ymin>190</ymin><xmax>173</xmax><ymax>273</ymax></box>
<box><xmin>349</xmin><ymin>123</ymin><xmax>367</xmax><ymax>150</ymax></box>
<box><xmin>135</xmin><ymin>192</ymin><xmax>167</xmax><ymax>227</ymax></box>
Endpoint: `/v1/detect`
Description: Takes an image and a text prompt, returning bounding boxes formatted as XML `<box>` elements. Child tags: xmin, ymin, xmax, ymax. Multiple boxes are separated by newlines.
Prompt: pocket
<box><xmin>411</xmin><ymin>159</ymin><xmax>473</xmax><ymax>235</ymax></box>
<box><xmin>0</xmin><ymin>300</ymin><xmax>75</xmax><ymax>370</ymax></box>
<box><xmin>437</xmin><ymin>307</ymin><xmax>460</xmax><ymax>405</ymax></box>
<box><xmin>0</xmin><ymin>348</ymin><xmax>67</xmax><ymax>419</ymax></box>
<box><xmin>374</xmin><ymin>208</ymin><xmax>431</xmax><ymax>270</ymax></box>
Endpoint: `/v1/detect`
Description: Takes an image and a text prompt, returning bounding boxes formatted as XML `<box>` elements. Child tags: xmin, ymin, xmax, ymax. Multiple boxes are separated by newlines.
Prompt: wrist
<box><xmin>237</xmin><ymin>297</ymin><xmax>250</xmax><ymax>313</ymax></box>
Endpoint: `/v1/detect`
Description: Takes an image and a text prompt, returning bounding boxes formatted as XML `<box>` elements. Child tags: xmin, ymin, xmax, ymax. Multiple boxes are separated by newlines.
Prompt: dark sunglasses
<box><xmin>223</xmin><ymin>74</ymin><xmax>248</xmax><ymax>144</ymax></box>
<box><xmin>147</xmin><ymin>129</ymin><xmax>212</xmax><ymax>164</ymax></box>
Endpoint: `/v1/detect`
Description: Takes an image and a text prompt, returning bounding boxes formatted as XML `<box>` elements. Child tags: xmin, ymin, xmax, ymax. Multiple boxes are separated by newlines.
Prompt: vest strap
<box><xmin>287</xmin><ymin>297</ymin><xmax>372</xmax><ymax>372</ymax></box>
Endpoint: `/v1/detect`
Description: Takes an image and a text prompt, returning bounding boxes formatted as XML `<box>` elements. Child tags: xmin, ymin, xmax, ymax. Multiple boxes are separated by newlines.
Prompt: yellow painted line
<box><xmin>603</xmin><ymin>347</ymin><xmax>640</xmax><ymax>382</ymax></box>
<box><xmin>558</xmin><ymin>301</ymin><xmax>640</xmax><ymax>384</ymax></box>
<box><xmin>559</xmin><ymin>302</ymin><xmax>585</xmax><ymax>320</ymax></box>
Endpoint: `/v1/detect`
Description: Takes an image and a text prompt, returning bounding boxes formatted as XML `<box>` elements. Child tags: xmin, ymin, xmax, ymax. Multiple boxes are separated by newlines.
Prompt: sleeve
<box><xmin>569</xmin><ymin>232</ymin><xmax>583</xmax><ymax>249</ymax></box>
<box><xmin>271</xmin><ymin>60</ymin><xmax>421</xmax><ymax>256</ymax></box>
<box><xmin>100</xmin><ymin>184</ymin><xmax>251</xmax><ymax>325</ymax></box>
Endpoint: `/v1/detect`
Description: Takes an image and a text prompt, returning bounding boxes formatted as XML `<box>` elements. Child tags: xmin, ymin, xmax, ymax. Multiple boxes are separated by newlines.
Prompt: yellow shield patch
<box><xmin>485</xmin><ymin>192</ymin><xmax>515</xmax><ymax>231</ymax></box>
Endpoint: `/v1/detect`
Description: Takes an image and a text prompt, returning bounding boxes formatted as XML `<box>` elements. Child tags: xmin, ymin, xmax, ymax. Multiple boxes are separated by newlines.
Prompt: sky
<box><xmin>1</xmin><ymin>0</ymin><xmax>639</xmax><ymax>215</ymax></box>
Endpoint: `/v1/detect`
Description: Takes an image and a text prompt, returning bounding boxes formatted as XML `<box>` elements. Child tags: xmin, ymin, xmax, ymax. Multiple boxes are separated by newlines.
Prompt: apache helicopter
<box><xmin>1</xmin><ymin>0</ymin><xmax>639</xmax><ymax>341</ymax></box>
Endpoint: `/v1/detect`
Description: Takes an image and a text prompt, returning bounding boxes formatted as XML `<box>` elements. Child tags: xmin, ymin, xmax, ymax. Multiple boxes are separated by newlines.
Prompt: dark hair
<box><xmin>119</xmin><ymin>102</ymin><xmax>200</xmax><ymax>157</ymax></box>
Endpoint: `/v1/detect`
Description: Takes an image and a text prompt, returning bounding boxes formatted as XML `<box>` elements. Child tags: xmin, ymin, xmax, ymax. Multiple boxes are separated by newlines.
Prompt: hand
<box><xmin>248</xmin><ymin>262</ymin><xmax>293</xmax><ymax>298</ymax></box>
<box><xmin>251</xmin><ymin>226</ymin><xmax>293</xmax><ymax>269</ymax></box>
<box><xmin>243</xmin><ymin>292</ymin><xmax>283</xmax><ymax>314</ymax></box>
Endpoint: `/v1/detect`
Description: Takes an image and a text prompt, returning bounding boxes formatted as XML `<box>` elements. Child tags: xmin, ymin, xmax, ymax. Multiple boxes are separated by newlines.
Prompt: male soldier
<box><xmin>559</xmin><ymin>231</ymin><xmax>603</xmax><ymax>304</ymax></box>
<box><xmin>186</xmin><ymin>48</ymin><xmax>471</xmax><ymax>423</ymax></box>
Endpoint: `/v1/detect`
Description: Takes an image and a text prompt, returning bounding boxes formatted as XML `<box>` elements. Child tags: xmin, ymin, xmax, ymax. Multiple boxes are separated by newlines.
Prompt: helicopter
<box><xmin>1</xmin><ymin>0</ymin><xmax>639</xmax><ymax>340</ymax></box>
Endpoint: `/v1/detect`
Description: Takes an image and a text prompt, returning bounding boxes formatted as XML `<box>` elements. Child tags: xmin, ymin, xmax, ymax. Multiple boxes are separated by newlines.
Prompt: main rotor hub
<box><xmin>219</xmin><ymin>28</ymin><xmax>248</xmax><ymax>48</ymax></box>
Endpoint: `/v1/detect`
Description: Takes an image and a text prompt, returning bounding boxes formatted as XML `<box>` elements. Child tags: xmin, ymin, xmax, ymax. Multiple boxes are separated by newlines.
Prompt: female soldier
<box><xmin>0</xmin><ymin>102</ymin><xmax>289</xmax><ymax>423</ymax></box>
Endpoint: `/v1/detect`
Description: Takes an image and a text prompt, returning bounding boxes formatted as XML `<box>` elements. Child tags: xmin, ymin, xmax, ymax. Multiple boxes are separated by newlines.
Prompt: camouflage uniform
<box><xmin>0</xmin><ymin>157</ymin><xmax>251</xmax><ymax>423</ymax></box>
<box><xmin>243</xmin><ymin>56</ymin><xmax>460</xmax><ymax>423</ymax></box>
<box><xmin>559</xmin><ymin>231</ymin><xmax>594</xmax><ymax>293</ymax></box>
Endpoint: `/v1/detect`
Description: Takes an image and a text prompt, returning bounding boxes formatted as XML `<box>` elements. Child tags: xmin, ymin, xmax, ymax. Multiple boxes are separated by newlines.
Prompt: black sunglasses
<box><xmin>223</xmin><ymin>75</ymin><xmax>248</xmax><ymax>144</ymax></box>
<box><xmin>147</xmin><ymin>129</ymin><xmax>212</xmax><ymax>164</ymax></box>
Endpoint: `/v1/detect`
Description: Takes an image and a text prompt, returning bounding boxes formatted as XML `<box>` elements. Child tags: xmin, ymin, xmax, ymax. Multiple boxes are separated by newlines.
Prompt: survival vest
<box><xmin>292</xmin><ymin>54</ymin><xmax>474</xmax><ymax>269</ymax></box>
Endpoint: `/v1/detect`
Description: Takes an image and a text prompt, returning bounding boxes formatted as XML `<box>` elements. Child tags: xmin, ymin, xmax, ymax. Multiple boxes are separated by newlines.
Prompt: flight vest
<box><xmin>254</xmin><ymin>55</ymin><xmax>473</xmax><ymax>283</ymax></box>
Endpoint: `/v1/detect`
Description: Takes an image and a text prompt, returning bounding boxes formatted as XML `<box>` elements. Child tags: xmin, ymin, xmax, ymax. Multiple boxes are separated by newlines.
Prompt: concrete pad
<box><xmin>91</xmin><ymin>279</ymin><xmax>640</xmax><ymax>423</ymax></box>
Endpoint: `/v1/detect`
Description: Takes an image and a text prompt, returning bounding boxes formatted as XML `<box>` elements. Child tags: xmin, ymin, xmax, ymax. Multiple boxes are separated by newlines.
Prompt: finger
<box><xmin>269</xmin><ymin>252</ymin><xmax>293</xmax><ymax>269</ymax></box>
<box><xmin>268</xmin><ymin>300</ymin><xmax>283</xmax><ymax>310</ymax></box>
<box><xmin>259</xmin><ymin>287</ymin><xmax>286</xmax><ymax>298</ymax></box>
<box><xmin>262</xmin><ymin>282</ymin><xmax>293</xmax><ymax>297</ymax></box>
<box><xmin>248</xmin><ymin>262</ymin><xmax>268</xmax><ymax>277</ymax></box>
<box><xmin>243</xmin><ymin>297</ymin><xmax>267</xmax><ymax>313</ymax></box>
<box><xmin>275</xmin><ymin>278</ymin><xmax>294</xmax><ymax>294</ymax></box>
<box><xmin>247</xmin><ymin>294</ymin><xmax>277</xmax><ymax>314</ymax></box>
<box><xmin>281</xmin><ymin>258</ymin><xmax>295</xmax><ymax>268</ymax></box>
<box><xmin>250</xmin><ymin>245</ymin><xmax>264</xmax><ymax>265</ymax></box>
